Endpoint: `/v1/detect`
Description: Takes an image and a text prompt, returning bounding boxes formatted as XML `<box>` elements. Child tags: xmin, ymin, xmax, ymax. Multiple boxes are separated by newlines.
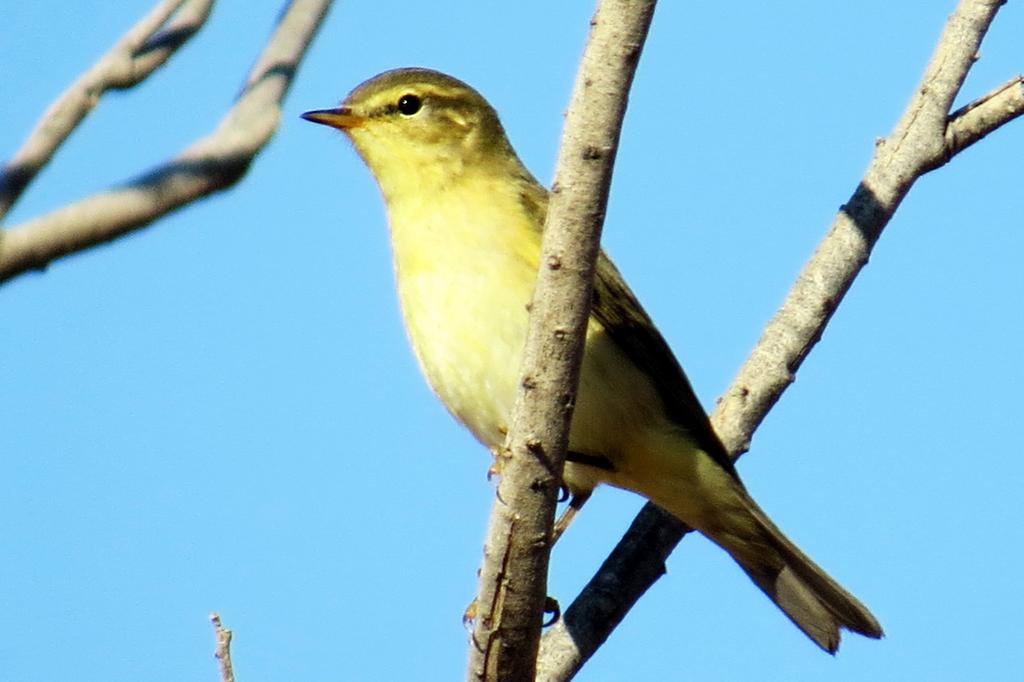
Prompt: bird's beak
<box><xmin>301</xmin><ymin>106</ymin><xmax>366</xmax><ymax>130</ymax></box>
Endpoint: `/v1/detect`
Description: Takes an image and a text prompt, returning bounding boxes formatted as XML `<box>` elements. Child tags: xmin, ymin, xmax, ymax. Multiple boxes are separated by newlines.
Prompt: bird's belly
<box><xmin>397</xmin><ymin>258</ymin><xmax>533</xmax><ymax>449</ymax></box>
<box><xmin>389</xmin><ymin>196</ymin><xmax>668</xmax><ymax>489</ymax></box>
<box><xmin>398</xmin><ymin>266</ymin><xmax>667</xmax><ymax>485</ymax></box>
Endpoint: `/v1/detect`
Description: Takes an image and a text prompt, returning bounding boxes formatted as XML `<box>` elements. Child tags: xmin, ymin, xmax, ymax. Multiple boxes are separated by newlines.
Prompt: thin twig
<box><xmin>0</xmin><ymin>0</ymin><xmax>333</xmax><ymax>285</ymax></box>
<box><xmin>536</xmin><ymin>1</ymin><xmax>1021</xmax><ymax>679</ymax></box>
<box><xmin>466</xmin><ymin>1</ymin><xmax>657</xmax><ymax>680</ymax></box>
<box><xmin>210</xmin><ymin>613</ymin><xmax>236</xmax><ymax>682</ymax></box>
<box><xmin>0</xmin><ymin>0</ymin><xmax>213</xmax><ymax>220</ymax></box>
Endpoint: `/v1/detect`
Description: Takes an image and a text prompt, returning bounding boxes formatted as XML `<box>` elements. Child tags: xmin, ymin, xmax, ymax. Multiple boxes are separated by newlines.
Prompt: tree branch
<box><xmin>466</xmin><ymin>1</ymin><xmax>656</xmax><ymax>680</ymax></box>
<box><xmin>537</xmin><ymin>1</ymin><xmax>1022</xmax><ymax>679</ymax></box>
<box><xmin>945</xmin><ymin>75</ymin><xmax>1024</xmax><ymax>158</ymax></box>
<box><xmin>0</xmin><ymin>0</ymin><xmax>213</xmax><ymax>220</ymax></box>
<box><xmin>210</xmin><ymin>613</ymin><xmax>236</xmax><ymax>682</ymax></box>
<box><xmin>0</xmin><ymin>0</ymin><xmax>332</xmax><ymax>285</ymax></box>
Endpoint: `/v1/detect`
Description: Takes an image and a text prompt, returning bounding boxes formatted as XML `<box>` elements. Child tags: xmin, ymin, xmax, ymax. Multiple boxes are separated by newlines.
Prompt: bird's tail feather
<box><xmin>720</xmin><ymin>493</ymin><xmax>883</xmax><ymax>653</ymax></box>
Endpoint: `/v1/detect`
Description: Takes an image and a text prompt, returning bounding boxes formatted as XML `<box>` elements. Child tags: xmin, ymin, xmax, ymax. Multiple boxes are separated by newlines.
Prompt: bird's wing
<box><xmin>590</xmin><ymin>252</ymin><xmax>739</xmax><ymax>481</ymax></box>
<box><xmin>516</xmin><ymin>180</ymin><xmax>737</xmax><ymax>479</ymax></box>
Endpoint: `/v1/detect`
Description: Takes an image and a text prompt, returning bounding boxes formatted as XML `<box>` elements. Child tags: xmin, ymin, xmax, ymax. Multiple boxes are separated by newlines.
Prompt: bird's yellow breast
<box><xmin>384</xmin><ymin>168</ymin><xmax>672</xmax><ymax>493</ymax></box>
<box><xmin>387</xmin><ymin>170</ymin><xmax>540</xmax><ymax>448</ymax></box>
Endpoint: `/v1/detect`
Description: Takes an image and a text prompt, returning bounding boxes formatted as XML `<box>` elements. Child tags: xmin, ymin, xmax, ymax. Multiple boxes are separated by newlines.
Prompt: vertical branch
<box><xmin>466</xmin><ymin>1</ymin><xmax>657</xmax><ymax>680</ymax></box>
<box><xmin>210</xmin><ymin>613</ymin><xmax>236</xmax><ymax>682</ymax></box>
<box><xmin>537</xmin><ymin>0</ymin><xmax>1020</xmax><ymax>679</ymax></box>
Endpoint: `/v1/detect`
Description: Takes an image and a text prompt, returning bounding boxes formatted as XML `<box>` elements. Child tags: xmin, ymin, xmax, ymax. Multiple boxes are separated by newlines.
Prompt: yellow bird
<box><xmin>302</xmin><ymin>68</ymin><xmax>882</xmax><ymax>653</ymax></box>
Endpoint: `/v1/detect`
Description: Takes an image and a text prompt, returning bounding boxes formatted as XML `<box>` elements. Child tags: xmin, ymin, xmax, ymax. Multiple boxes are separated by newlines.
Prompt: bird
<box><xmin>301</xmin><ymin>67</ymin><xmax>882</xmax><ymax>653</ymax></box>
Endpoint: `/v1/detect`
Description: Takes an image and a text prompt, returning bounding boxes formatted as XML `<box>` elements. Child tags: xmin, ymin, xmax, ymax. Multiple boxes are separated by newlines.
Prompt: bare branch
<box><xmin>130</xmin><ymin>0</ymin><xmax>214</xmax><ymax>79</ymax></box>
<box><xmin>946</xmin><ymin>75</ymin><xmax>1024</xmax><ymax>158</ymax></box>
<box><xmin>210</xmin><ymin>613</ymin><xmax>236</xmax><ymax>682</ymax></box>
<box><xmin>711</xmin><ymin>0</ymin><xmax>1008</xmax><ymax>456</ymax></box>
<box><xmin>0</xmin><ymin>0</ymin><xmax>332</xmax><ymax>285</ymax></box>
<box><xmin>537</xmin><ymin>1</ymin><xmax>1019</xmax><ymax>678</ymax></box>
<box><xmin>0</xmin><ymin>0</ymin><xmax>213</xmax><ymax>219</ymax></box>
<box><xmin>466</xmin><ymin>1</ymin><xmax>656</xmax><ymax>680</ymax></box>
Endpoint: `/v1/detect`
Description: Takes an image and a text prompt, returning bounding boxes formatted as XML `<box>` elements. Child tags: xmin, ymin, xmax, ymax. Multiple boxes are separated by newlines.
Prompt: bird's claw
<box><xmin>543</xmin><ymin>596</ymin><xmax>561</xmax><ymax>627</ymax></box>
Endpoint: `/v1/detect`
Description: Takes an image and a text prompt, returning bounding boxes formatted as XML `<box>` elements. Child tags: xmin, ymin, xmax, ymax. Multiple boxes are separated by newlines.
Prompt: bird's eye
<box><xmin>397</xmin><ymin>94</ymin><xmax>422</xmax><ymax>116</ymax></box>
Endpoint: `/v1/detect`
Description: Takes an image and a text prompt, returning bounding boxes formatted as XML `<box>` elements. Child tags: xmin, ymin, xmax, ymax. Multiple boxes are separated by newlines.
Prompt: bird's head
<box><xmin>302</xmin><ymin>68</ymin><xmax>520</xmax><ymax>199</ymax></box>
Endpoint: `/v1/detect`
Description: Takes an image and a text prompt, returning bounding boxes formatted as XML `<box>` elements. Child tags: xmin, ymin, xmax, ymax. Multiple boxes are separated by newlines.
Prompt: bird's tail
<box><xmin>710</xmin><ymin>490</ymin><xmax>883</xmax><ymax>653</ymax></box>
<box><xmin>618</xmin><ymin>433</ymin><xmax>882</xmax><ymax>651</ymax></box>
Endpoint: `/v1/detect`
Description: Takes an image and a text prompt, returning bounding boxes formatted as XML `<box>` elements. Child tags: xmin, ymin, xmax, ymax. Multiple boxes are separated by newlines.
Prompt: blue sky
<box><xmin>3</xmin><ymin>2</ymin><xmax>1022</xmax><ymax>680</ymax></box>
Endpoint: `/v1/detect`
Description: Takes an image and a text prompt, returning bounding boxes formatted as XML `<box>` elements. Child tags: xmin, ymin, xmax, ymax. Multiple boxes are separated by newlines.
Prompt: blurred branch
<box><xmin>210</xmin><ymin>613</ymin><xmax>236</xmax><ymax>682</ymax></box>
<box><xmin>0</xmin><ymin>0</ymin><xmax>213</xmax><ymax>220</ymax></box>
<box><xmin>537</xmin><ymin>0</ymin><xmax>1022</xmax><ymax>679</ymax></box>
<box><xmin>466</xmin><ymin>1</ymin><xmax>656</xmax><ymax>680</ymax></box>
<box><xmin>0</xmin><ymin>0</ymin><xmax>333</xmax><ymax>285</ymax></box>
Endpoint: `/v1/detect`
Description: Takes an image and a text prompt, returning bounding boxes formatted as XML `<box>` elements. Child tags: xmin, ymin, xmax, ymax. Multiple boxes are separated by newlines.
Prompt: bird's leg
<box><xmin>552</xmin><ymin>489</ymin><xmax>592</xmax><ymax>544</ymax></box>
<box><xmin>489</xmin><ymin>433</ymin><xmax>592</xmax><ymax>543</ymax></box>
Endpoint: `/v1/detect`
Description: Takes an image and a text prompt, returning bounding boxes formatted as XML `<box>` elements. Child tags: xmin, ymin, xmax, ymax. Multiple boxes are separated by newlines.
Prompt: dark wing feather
<box><xmin>591</xmin><ymin>252</ymin><xmax>739</xmax><ymax>481</ymax></box>
<box><xmin>517</xmin><ymin>181</ymin><xmax>737</xmax><ymax>480</ymax></box>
